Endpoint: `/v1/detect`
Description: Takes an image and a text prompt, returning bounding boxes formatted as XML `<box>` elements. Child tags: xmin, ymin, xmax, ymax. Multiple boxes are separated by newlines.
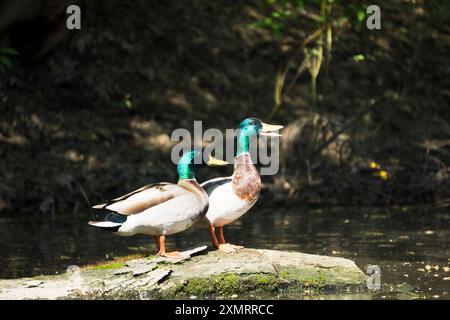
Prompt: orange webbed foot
<box><xmin>158</xmin><ymin>250</ymin><xmax>184</xmax><ymax>259</ymax></box>
<box><xmin>217</xmin><ymin>243</ymin><xmax>244</xmax><ymax>254</ymax></box>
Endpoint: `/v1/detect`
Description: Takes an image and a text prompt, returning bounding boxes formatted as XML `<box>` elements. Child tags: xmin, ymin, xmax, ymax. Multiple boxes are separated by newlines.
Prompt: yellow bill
<box><xmin>260</xmin><ymin>122</ymin><xmax>284</xmax><ymax>136</ymax></box>
<box><xmin>207</xmin><ymin>155</ymin><xmax>228</xmax><ymax>166</ymax></box>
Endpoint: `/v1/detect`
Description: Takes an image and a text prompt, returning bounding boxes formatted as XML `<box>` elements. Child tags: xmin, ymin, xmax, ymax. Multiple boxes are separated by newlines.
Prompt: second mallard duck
<box><xmin>89</xmin><ymin>149</ymin><xmax>227</xmax><ymax>258</ymax></box>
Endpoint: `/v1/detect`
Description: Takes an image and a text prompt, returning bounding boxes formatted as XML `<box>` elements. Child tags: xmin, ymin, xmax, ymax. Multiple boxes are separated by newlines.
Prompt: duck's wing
<box><xmin>92</xmin><ymin>182</ymin><xmax>186</xmax><ymax>215</ymax></box>
<box><xmin>200</xmin><ymin>177</ymin><xmax>232</xmax><ymax>196</ymax></box>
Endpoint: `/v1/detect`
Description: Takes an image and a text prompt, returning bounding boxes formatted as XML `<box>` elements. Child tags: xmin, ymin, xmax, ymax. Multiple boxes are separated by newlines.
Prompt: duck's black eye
<box><xmin>249</xmin><ymin>117</ymin><xmax>262</xmax><ymax>126</ymax></box>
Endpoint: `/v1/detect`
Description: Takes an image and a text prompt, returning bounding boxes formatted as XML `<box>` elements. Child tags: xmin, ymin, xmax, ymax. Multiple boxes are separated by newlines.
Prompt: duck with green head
<box><xmin>89</xmin><ymin>149</ymin><xmax>227</xmax><ymax>258</ymax></box>
<box><xmin>201</xmin><ymin>118</ymin><xmax>283</xmax><ymax>253</ymax></box>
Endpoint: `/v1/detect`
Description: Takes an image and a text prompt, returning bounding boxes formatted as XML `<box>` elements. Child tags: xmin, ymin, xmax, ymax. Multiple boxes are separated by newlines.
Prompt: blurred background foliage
<box><xmin>0</xmin><ymin>47</ymin><xmax>18</xmax><ymax>73</ymax></box>
<box><xmin>0</xmin><ymin>0</ymin><xmax>449</xmax><ymax>217</ymax></box>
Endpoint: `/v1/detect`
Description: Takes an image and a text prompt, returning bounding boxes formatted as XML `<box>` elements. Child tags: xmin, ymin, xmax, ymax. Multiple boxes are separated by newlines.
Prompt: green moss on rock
<box><xmin>245</xmin><ymin>274</ymin><xmax>278</xmax><ymax>291</ymax></box>
<box><xmin>277</xmin><ymin>264</ymin><xmax>366</xmax><ymax>292</ymax></box>
<box><xmin>90</xmin><ymin>262</ymin><xmax>126</xmax><ymax>270</ymax></box>
<box><xmin>182</xmin><ymin>273</ymin><xmax>241</xmax><ymax>296</ymax></box>
<box><xmin>173</xmin><ymin>273</ymin><xmax>282</xmax><ymax>298</ymax></box>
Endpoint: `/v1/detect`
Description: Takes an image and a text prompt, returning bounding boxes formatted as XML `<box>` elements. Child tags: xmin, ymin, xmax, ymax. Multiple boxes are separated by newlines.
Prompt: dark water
<box><xmin>0</xmin><ymin>204</ymin><xmax>449</xmax><ymax>299</ymax></box>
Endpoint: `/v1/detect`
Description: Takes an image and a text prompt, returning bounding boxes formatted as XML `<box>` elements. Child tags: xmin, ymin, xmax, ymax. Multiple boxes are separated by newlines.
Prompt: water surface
<box><xmin>0</xmin><ymin>205</ymin><xmax>448</xmax><ymax>299</ymax></box>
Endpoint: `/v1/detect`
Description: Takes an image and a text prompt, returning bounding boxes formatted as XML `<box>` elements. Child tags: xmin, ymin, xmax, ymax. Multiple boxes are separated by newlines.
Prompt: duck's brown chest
<box><xmin>231</xmin><ymin>154</ymin><xmax>261</xmax><ymax>203</ymax></box>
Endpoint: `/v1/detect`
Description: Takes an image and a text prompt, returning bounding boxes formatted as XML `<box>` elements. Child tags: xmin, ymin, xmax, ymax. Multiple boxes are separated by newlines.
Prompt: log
<box><xmin>0</xmin><ymin>247</ymin><xmax>367</xmax><ymax>299</ymax></box>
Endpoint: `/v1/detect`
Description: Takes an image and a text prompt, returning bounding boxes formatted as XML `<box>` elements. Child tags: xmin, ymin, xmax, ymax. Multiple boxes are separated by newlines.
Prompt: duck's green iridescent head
<box><xmin>177</xmin><ymin>149</ymin><xmax>228</xmax><ymax>180</ymax></box>
<box><xmin>236</xmin><ymin>118</ymin><xmax>284</xmax><ymax>156</ymax></box>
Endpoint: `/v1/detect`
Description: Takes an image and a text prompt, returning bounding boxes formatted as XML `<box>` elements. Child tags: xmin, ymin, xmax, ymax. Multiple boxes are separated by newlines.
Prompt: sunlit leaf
<box><xmin>124</xmin><ymin>94</ymin><xmax>132</xmax><ymax>109</ymax></box>
<box><xmin>378</xmin><ymin>171</ymin><xmax>389</xmax><ymax>181</ymax></box>
<box><xmin>353</xmin><ymin>54</ymin><xmax>365</xmax><ymax>62</ymax></box>
<box><xmin>357</xmin><ymin>10</ymin><xmax>365</xmax><ymax>22</ymax></box>
<box><xmin>272</xmin><ymin>11</ymin><xmax>281</xmax><ymax>18</ymax></box>
<box><xmin>369</xmin><ymin>161</ymin><xmax>380</xmax><ymax>169</ymax></box>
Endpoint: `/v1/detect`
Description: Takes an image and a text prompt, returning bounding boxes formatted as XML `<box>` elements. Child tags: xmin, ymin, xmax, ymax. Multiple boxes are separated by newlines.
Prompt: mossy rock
<box><xmin>0</xmin><ymin>248</ymin><xmax>367</xmax><ymax>299</ymax></box>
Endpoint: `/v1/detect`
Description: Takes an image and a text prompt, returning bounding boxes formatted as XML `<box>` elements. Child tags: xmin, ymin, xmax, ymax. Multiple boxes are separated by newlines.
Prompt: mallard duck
<box><xmin>88</xmin><ymin>149</ymin><xmax>227</xmax><ymax>258</ymax></box>
<box><xmin>201</xmin><ymin>118</ymin><xmax>283</xmax><ymax>253</ymax></box>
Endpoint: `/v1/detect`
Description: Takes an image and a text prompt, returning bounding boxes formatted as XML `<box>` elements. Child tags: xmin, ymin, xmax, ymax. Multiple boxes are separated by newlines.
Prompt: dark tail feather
<box><xmin>88</xmin><ymin>211</ymin><xmax>127</xmax><ymax>232</ymax></box>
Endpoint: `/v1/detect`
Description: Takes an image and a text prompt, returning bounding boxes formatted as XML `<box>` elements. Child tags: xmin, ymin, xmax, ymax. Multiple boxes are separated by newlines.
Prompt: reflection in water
<box><xmin>0</xmin><ymin>204</ymin><xmax>449</xmax><ymax>299</ymax></box>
